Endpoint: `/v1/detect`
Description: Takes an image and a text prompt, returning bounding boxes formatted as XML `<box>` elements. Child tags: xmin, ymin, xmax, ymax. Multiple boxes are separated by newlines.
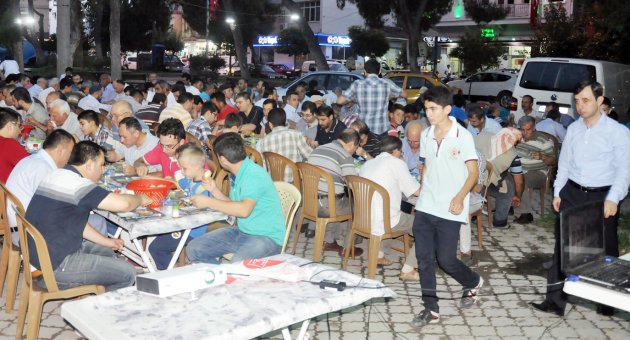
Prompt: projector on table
<box><xmin>136</xmin><ymin>263</ymin><xmax>227</xmax><ymax>297</ymax></box>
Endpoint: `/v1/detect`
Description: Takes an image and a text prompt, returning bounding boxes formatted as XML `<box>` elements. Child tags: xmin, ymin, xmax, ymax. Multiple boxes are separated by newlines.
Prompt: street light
<box><xmin>225</xmin><ymin>17</ymin><xmax>235</xmax><ymax>25</ymax></box>
<box><xmin>16</xmin><ymin>16</ymin><xmax>36</xmax><ymax>26</ymax></box>
<box><xmin>290</xmin><ymin>14</ymin><xmax>300</xmax><ymax>21</ymax></box>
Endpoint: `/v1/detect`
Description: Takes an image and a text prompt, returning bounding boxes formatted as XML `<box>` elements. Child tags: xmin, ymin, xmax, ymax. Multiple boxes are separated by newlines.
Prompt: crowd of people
<box><xmin>0</xmin><ymin>57</ymin><xmax>629</xmax><ymax>329</ymax></box>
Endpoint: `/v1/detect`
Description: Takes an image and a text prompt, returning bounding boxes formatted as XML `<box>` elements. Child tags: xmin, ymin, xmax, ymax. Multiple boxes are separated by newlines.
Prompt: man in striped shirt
<box><xmin>306</xmin><ymin>129</ymin><xmax>362</xmax><ymax>256</ymax></box>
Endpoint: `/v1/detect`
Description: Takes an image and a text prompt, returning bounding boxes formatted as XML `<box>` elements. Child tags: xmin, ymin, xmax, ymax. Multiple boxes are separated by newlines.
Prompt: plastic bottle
<box><xmin>250</xmin><ymin>132</ymin><xmax>256</xmax><ymax>146</ymax></box>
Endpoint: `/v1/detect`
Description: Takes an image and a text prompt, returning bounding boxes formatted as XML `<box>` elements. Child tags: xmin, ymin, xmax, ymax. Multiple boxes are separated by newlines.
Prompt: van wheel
<box><xmin>498</xmin><ymin>91</ymin><xmax>512</xmax><ymax>108</ymax></box>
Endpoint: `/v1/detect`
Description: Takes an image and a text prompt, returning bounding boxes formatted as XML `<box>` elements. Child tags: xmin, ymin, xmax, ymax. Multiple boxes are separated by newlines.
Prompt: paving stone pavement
<box><xmin>1</xmin><ymin>195</ymin><xmax>629</xmax><ymax>339</ymax></box>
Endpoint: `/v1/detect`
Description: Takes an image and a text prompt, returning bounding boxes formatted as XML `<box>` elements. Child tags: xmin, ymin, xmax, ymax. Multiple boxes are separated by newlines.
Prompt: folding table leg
<box><xmin>281</xmin><ymin>319</ymin><xmax>311</xmax><ymax>340</ymax></box>
<box><xmin>167</xmin><ymin>229</ymin><xmax>191</xmax><ymax>269</ymax></box>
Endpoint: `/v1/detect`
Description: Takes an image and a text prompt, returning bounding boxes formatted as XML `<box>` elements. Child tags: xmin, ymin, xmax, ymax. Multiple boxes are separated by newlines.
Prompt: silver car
<box><xmin>276</xmin><ymin>71</ymin><xmax>364</xmax><ymax>98</ymax></box>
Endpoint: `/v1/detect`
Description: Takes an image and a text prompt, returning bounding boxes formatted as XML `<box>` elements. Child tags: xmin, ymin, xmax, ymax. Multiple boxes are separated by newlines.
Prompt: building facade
<box><xmin>431</xmin><ymin>0</ymin><xmax>574</xmax><ymax>75</ymax></box>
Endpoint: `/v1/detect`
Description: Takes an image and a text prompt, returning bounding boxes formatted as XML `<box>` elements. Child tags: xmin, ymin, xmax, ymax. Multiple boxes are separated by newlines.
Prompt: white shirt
<box><xmin>79</xmin><ymin>94</ymin><xmax>108</xmax><ymax>112</ymax></box>
<box><xmin>5</xmin><ymin>150</ymin><xmax>57</xmax><ymax>244</ymax></box>
<box><xmin>58</xmin><ymin>112</ymin><xmax>85</xmax><ymax>140</ymax></box>
<box><xmin>416</xmin><ymin>117</ymin><xmax>478</xmax><ymax>223</ymax></box>
<box><xmin>283</xmin><ymin>104</ymin><xmax>300</xmax><ymax>123</ymax></box>
<box><xmin>467</xmin><ymin>117</ymin><xmax>502</xmax><ymax>136</ymax></box>
<box><xmin>167</xmin><ymin>92</ymin><xmax>177</xmax><ymax>107</ymax></box>
<box><xmin>0</xmin><ymin>60</ymin><xmax>19</xmax><ymax>78</ymax></box>
<box><xmin>359</xmin><ymin>153</ymin><xmax>420</xmax><ymax>236</ymax></box>
<box><xmin>28</xmin><ymin>84</ymin><xmax>44</xmax><ymax>101</ymax></box>
<box><xmin>101</xmin><ymin>83</ymin><xmax>117</xmax><ymax>103</ymax></box>
<box><xmin>185</xmin><ymin>85</ymin><xmax>200</xmax><ymax>96</ymax></box>
<box><xmin>38</xmin><ymin>87</ymin><xmax>56</xmax><ymax>107</ymax></box>
<box><xmin>536</xmin><ymin>118</ymin><xmax>567</xmax><ymax>143</ymax></box>
<box><xmin>323</xmin><ymin>91</ymin><xmax>337</xmax><ymax>106</ymax></box>
<box><xmin>513</xmin><ymin>110</ymin><xmax>543</xmax><ymax>126</ymax></box>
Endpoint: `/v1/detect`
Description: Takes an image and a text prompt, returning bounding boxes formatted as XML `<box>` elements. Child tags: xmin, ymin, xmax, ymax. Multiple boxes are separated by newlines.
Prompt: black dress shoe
<box><xmin>305</xmin><ymin>229</ymin><xmax>316</xmax><ymax>238</ymax></box>
<box><xmin>596</xmin><ymin>304</ymin><xmax>615</xmax><ymax>316</ymax></box>
<box><xmin>300</xmin><ymin>223</ymin><xmax>309</xmax><ymax>233</ymax></box>
<box><xmin>514</xmin><ymin>213</ymin><xmax>533</xmax><ymax>224</ymax></box>
<box><xmin>529</xmin><ymin>301</ymin><xmax>564</xmax><ymax>316</ymax></box>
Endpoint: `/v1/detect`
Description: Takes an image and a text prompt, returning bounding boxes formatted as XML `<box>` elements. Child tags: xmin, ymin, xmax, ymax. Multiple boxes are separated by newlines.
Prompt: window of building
<box><xmin>300</xmin><ymin>1</ymin><xmax>320</xmax><ymax>22</ymax></box>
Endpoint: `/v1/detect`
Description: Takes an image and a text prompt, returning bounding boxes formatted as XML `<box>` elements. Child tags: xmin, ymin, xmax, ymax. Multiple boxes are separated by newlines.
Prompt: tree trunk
<box><xmin>110</xmin><ymin>0</ymin><xmax>122</xmax><ymax>79</ymax></box>
<box><xmin>282</xmin><ymin>0</ymin><xmax>329</xmax><ymax>71</ymax></box>
<box><xmin>27</xmin><ymin>0</ymin><xmax>46</xmax><ymax>65</ymax></box>
<box><xmin>223</xmin><ymin>0</ymin><xmax>250</xmax><ymax>79</ymax></box>
<box><xmin>397</xmin><ymin>0</ymin><xmax>428</xmax><ymax>73</ymax></box>
<box><xmin>57</xmin><ymin>0</ymin><xmax>72</xmax><ymax>75</ymax></box>
<box><xmin>69</xmin><ymin>0</ymin><xmax>82</xmax><ymax>68</ymax></box>
<box><xmin>94</xmin><ymin>0</ymin><xmax>104</xmax><ymax>59</ymax></box>
<box><xmin>250</xmin><ymin>44</ymin><xmax>258</xmax><ymax>65</ymax></box>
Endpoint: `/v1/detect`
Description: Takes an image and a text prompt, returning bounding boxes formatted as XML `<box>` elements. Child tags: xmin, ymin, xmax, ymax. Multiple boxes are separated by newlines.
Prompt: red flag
<box><xmin>530</xmin><ymin>0</ymin><xmax>539</xmax><ymax>27</ymax></box>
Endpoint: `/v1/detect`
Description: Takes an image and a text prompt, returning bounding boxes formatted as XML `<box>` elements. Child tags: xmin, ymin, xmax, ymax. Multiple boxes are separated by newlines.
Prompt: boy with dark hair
<box><xmin>411</xmin><ymin>86</ymin><xmax>482</xmax><ymax>328</ymax></box>
<box><xmin>78</xmin><ymin>110</ymin><xmax>112</xmax><ymax>147</ymax></box>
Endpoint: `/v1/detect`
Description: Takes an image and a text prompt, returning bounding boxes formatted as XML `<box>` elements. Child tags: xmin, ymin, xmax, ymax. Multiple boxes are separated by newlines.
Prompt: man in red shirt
<box><xmin>134</xmin><ymin>118</ymin><xmax>187</xmax><ymax>179</ymax></box>
<box><xmin>211</xmin><ymin>92</ymin><xmax>238</xmax><ymax>123</ymax></box>
<box><xmin>0</xmin><ymin>108</ymin><xmax>29</xmax><ymax>183</ymax></box>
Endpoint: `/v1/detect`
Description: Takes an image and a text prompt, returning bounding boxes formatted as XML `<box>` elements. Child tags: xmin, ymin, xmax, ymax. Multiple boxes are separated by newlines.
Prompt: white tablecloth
<box><xmin>61</xmin><ymin>255</ymin><xmax>395</xmax><ymax>340</ymax></box>
<box><xmin>95</xmin><ymin>208</ymin><xmax>227</xmax><ymax>239</ymax></box>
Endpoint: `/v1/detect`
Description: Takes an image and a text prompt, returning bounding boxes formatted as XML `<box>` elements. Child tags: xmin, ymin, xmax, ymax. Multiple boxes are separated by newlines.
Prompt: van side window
<box><xmin>520</xmin><ymin>62</ymin><xmax>596</xmax><ymax>92</ymax></box>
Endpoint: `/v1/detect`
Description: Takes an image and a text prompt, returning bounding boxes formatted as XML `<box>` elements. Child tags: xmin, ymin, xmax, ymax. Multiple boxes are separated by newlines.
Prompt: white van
<box><xmin>510</xmin><ymin>57</ymin><xmax>630</xmax><ymax>123</ymax></box>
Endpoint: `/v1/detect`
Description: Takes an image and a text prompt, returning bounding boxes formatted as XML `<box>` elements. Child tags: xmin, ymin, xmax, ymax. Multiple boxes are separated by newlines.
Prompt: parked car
<box><xmin>164</xmin><ymin>54</ymin><xmax>187</xmax><ymax>72</ymax></box>
<box><xmin>269</xmin><ymin>64</ymin><xmax>301</xmax><ymax>79</ymax></box>
<box><xmin>447</xmin><ymin>69</ymin><xmax>518</xmax><ymax>107</ymax></box>
<box><xmin>125</xmin><ymin>57</ymin><xmax>137</xmax><ymax>70</ymax></box>
<box><xmin>385</xmin><ymin>72</ymin><xmax>448</xmax><ymax>104</ymax></box>
<box><xmin>218</xmin><ymin>61</ymin><xmax>240</xmax><ymax>76</ymax></box>
<box><xmin>276</xmin><ymin>71</ymin><xmax>364</xmax><ymax>99</ymax></box>
<box><xmin>511</xmin><ymin>57</ymin><xmax>630</xmax><ymax>121</ymax></box>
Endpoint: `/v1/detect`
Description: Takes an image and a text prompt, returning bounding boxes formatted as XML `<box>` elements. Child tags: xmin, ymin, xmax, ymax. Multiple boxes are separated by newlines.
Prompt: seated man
<box><xmin>535</xmin><ymin>109</ymin><xmax>566</xmax><ymax>143</ymax></box>
<box><xmin>12</xmin><ymin>87</ymin><xmax>49</xmax><ymax>139</ymax></box>
<box><xmin>47</xmin><ymin>99</ymin><xmax>84</xmax><ymax>139</ymax></box>
<box><xmin>78</xmin><ymin>110</ymin><xmax>113</xmax><ymax>148</ymax></box>
<box><xmin>159</xmin><ymin>92</ymin><xmax>194</xmax><ymax>128</ymax></box>
<box><xmin>25</xmin><ymin>141</ymin><xmax>152</xmax><ymax>291</ymax></box>
<box><xmin>257</xmin><ymin>108</ymin><xmax>312</xmax><ymax>182</ymax></box>
<box><xmin>186</xmin><ymin>133</ymin><xmax>285</xmax><ymax>263</ymax></box>
<box><xmin>311</xmin><ymin>105</ymin><xmax>346</xmax><ymax>148</ymax></box>
<box><xmin>0</xmin><ymin>108</ymin><xmax>29</xmax><ymax>183</ymax></box>
<box><xmin>350</xmin><ymin>119</ymin><xmax>381</xmax><ymax>160</ymax></box>
<box><xmin>134</xmin><ymin>118</ymin><xmax>187</xmax><ymax>179</ymax></box>
<box><xmin>0</xmin><ymin>108</ymin><xmax>28</xmax><ymax>183</ymax></box>
<box><xmin>467</xmin><ymin>106</ymin><xmax>502</xmax><ymax>136</ymax></box>
<box><xmin>234</xmin><ymin>92</ymin><xmax>264</xmax><ymax>135</ymax></box>
<box><xmin>359</xmin><ymin>136</ymin><xmax>420</xmax><ymax>281</ymax></box>
<box><xmin>107</xmin><ymin>117</ymin><xmax>159</xmax><ymax>175</ymax></box>
<box><xmin>109</xmin><ymin>100</ymin><xmax>150</xmax><ymax>143</ymax></box>
<box><xmin>136</xmin><ymin>93</ymin><xmax>166</xmax><ymax>123</ymax></box>
<box><xmin>187</xmin><ymin>101</ymin><xmax>218</xmax><ymax>155</ymax></box>
<box><xmin>306</xmin><ymin>129</ymin><xmax>362</xmax><ymax>255</ymax></box>
<box><xmin>514</xmin><ymin>116</ymin><xmax>557</xmax><ymax>224</ymax></box>
<box><xmin>149</xmin><ymin>144</ymin><xmax>212</xmax><ymax>270</ymax></box>
<box><xmin>220</xmin><ymin>113</ymin><xmax>243</xmax><ymax>135</ymax></box>
<box><xmin>7</xmin><ymin>130</ymin><xmax>76</xmax><ymax>244</ymax></box>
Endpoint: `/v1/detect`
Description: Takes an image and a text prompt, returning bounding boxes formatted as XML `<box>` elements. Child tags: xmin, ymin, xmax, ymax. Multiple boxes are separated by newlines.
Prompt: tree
<box><xmin>276</xmin><ymin>28</ymin><xmax>309</xmax><ymax>56</ymax></box>
<box><xmin>56</xmin><ymin>0</ymin><xmax>71</xmax><ymax>75</ymax></box>
<box><xmin>223</xmin><ymin>0</ymin><xmax>250</xmax><ymax>78</ymax></box>
<box><xmin>448</xmin><ymin>27</ymin><xmax>502</xmax><ymax>74</ymax></box>
<box><xmin>110</xmin><ymin>0</ymin><xmax>122</xmax><ymax>79</ymax></box>
<box><xmin>84</xmin><ymin>0</ymin><xmax>171</xmax><ymax>54</ymax></box>
<box><xmin>463</xmin><ymin>0</ymin><xmax>509</xmax><ymax>24</ymax></box>
<box><xmin>531</xmin><ymin>3</ymin><xmax>582</xmax><ymax>58</ymax></box>
<box><xmin>347</xmin><ymin>26</ymin><xmax>389</xmax><ymax>58</ymax></box>
<box><xmin>338</xmin><ymin>0</ymin><xmax>453</xmax><ymax>72</ymax></box>
<box><xmin>25</xmin><ymin>0</ymin><xmax>46</xmax><ymax>65</ymax></box>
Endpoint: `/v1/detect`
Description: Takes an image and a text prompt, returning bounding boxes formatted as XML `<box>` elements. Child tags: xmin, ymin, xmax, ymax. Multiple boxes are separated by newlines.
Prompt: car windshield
<box><xmin>261</xmin><ymin>65</ymin><xmax>274</xmax><ymax>72</ymax></box>
<box><xmin>520</xmin><ymin>62</ymin><xmax>596</xmax><ymax>92</ymax></box>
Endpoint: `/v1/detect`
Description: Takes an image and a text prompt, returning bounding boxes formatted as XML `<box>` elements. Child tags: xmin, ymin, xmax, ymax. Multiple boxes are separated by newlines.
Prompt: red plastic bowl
<box><xmin>126</xmin><ymin>179</ymin><xmax>176</xmax><ymax>208</ymax></box>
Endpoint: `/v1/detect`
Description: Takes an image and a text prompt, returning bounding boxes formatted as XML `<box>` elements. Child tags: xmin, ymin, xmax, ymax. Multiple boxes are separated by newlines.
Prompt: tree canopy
<box><xmin>276</xmin><ymin>28</ymin><xmax>309</xmax><ymax>56</ymax></box>
<box><xmin>347</xmin><ymin>26</ymin><xmax>389</xmax><ymax>58</ymax></box>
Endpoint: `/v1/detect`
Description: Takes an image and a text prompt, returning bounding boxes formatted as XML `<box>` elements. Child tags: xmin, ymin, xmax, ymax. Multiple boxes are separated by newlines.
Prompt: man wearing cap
<box><xmin>78</xmin><ymin>85</ymin><xmax>107</xmax><ymax>113</ymax></box>
<box><xmin>310</xmin><ymin>95</ymin><xmax>325</xmax><ymax>109</ymax></box>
